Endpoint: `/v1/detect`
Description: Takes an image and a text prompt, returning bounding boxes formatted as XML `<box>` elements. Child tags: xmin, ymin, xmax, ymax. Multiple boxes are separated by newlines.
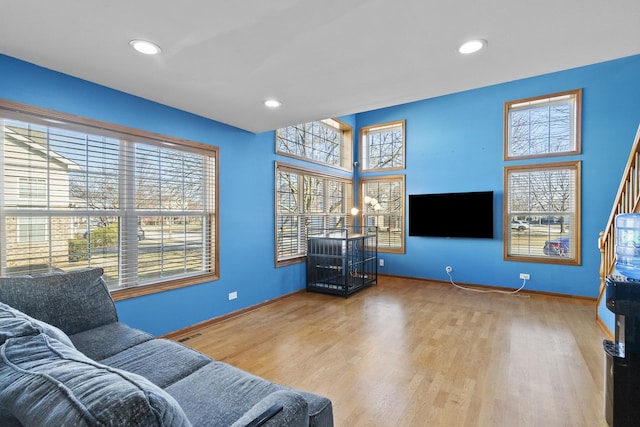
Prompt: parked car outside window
<box><xmin>511</xmin><ymin>220</ymin><xmax>530</xmax><ymax>231</ymax></box>
<box><xmin>543</xmin><ymin>237</ymin><xmax>569</xmax><ymax>256</ymax></box>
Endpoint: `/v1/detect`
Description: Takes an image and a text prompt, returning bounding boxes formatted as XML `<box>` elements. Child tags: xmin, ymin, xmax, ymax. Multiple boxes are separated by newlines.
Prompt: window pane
<box><xmin>276</xmin><ymin>119</ymin><xmax>350</xmax><ymax>169</ymax></box>
<box><xmin>361</xmin><ymin>121</ymin><xmax>405</xmax><ymax>171</ymax></box>
<box><xmin>277</xmin><ymin>215</ymin><xmax>302</xmax><ymax>259</ymax></box>
<box><xmin>275</xmin><ymin>164</ymin><xmax>352</xmax><ymax>264</ymax></box>
<box><xmin>0</xmin><ymin>104</ymin><xmax>218</xmax><ymax>293</ymax></box>
<box><xmin>361</xmin><ymin>177</ymin><xmax>404</xmax><ymax>251</ymax></box>
<box><xmin>505</xmin><ymin>162</ymin><xmax>580</xmax><ymax>264</ymax></box>
<box><xmin>277</xmin><ymin>171</ymin><xmax>299</xmax><ymax>214</ymax></box>
<box><xmin>304</xmin><ymin>176</ymin><xmax>325</xmax><ymax>213</ymax></box>
<box><xmin>18</xmin><ymin>178</ymin><xmax>46</xmax><ymax>200</ymax></box>
<box><xmin>17</xmin><ymin>217</ymin><xmax>47</xmax><ymax>243</ymax></box>
<box><xmin>135</xmin><ymin>215</ymin><xmax>207</xmax><ymax>284</ymax></box>
<box><xmin>506</xmin><ymin>90</ymin><xmax>581</xmax><ymax>159</ymax></box>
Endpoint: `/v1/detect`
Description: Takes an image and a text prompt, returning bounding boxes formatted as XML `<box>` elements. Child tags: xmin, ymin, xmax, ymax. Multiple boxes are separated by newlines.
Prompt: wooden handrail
<box><xmin>597</xmin><ymin>125</ymin><xmax>640</xmax><ymax>321</ymax></box>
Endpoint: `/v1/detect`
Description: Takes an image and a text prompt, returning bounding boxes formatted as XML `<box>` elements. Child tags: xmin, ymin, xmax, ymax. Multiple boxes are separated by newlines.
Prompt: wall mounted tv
<box><xmin>408</xmin><ymin>191</ymin><xmax>494</xmax><ymax>238</ymax></box>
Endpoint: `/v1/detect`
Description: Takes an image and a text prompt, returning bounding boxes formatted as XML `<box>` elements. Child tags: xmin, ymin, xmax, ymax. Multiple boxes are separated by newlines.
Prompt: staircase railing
<box><xmin>597</xmin><ymin>125</ymin><xmax>640</xmax><ymax>324</ymax></box>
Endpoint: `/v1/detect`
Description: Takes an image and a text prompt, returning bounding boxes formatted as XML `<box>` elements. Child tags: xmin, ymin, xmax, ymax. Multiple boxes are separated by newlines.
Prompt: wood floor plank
<box><xmin>172</xmin><ymin>276</ymin><xmax>609</xmax><ymax>426</ymax></box>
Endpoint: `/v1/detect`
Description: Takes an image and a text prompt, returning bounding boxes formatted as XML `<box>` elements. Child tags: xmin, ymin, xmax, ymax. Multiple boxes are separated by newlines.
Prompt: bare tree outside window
<box><xmin>361</xmin><ymin>120</ymin><xmax>405</xmax><ymax>171</ymax></box>
<box><xmin>276</xmin><ymin>119</ymin><xmax>352</xmax><ymax>170</ymax></box>
<box><xmin>275</xmin><ymin>164</ymin><xmax>352</xmax><ymax>264</ymax></box>
<box><xmin>0</xmin><ymin>102</ymin><xmax>218</xmax><ymax>296</ymax></box>
<box><xmin>505</xmin><ymin>162</ymin><xmax>580</xmax><ymax>264</ymax></box>
<box><xmin>360</xmin><ymin>176</ymin><xmax>405</xmax><ymax>252</ymax></box>
<box><xmin>505</xmin><ymin>90</ymin><xmax>581</xmax><ymax>160</ymax></box>
<box><xmin>504</xmin><ymin>90</ymin><xmax>581</xmax><ymax>265</ymax></box>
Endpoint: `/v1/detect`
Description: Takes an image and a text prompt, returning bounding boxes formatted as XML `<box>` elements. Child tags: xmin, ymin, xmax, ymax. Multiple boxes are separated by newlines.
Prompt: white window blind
<box><xmin>275</xmin><ymin>163</ymin><xmax>352</xmax><ymax>263</ymax></box>
<box><xmin>361</xmin><ymin>176</ymin><xmax>405</xmax><ymax>251</ymax></box>
<box><xmin>506</xmin><ymin>90</ymin><xmax>581</xmax><ymax>159</ymax></box>
<box><xmin>505</xmin><ymin>162</ymin><xmax>580</xmax><ymax>264</ymax></box>
<box><xmin>0</xmin><ymin>102</ymin><xmax>218</xmax><ymax>292</ymax></box>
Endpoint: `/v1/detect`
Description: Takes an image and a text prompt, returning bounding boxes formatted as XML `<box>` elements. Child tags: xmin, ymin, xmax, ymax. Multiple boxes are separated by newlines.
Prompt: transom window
<box><xmin>275</xmin><ymin>163</ymin><xmax>352</xmax><ymax>265</ymax></box>
<box><xmin>504</xmin><ymin>161</ymin><xmax>580</xmax><ymax>265</ymax></box>
<box><xmin>0</xmin><ymin>100</ymin><xmax>218</xmax><ymax>299</ymax></box>
<box><xmin>505</xmin><ymin>89</ymin><xmax>581</xmax><ymax>160</ymax></box>
<box><xmin>360</xmin><ymin>176</ymin><xmax>405</xmax><ymax>252</ymax></box>
<box><xmin>276</xmin><ymin>119</ymin><xmax>352</xmax><ymax>170</ymax></box>
<box><xmin>361</xmin><ymin>120</ymin><xmax>405</xmax><ymax>171</ymax></box>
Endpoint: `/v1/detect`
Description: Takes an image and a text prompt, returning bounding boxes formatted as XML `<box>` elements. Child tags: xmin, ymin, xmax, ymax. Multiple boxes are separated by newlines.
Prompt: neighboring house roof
<box><xmin>3</xmin><ymin>125</ymin><xmax>82</xmax><ymax>172</ymax></box>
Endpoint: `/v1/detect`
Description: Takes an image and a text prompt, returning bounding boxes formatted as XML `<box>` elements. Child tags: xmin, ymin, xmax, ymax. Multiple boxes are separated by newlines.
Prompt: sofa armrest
<box><xmin>244</xmin><ymin>404</ymin><xmax>283</xmax><ymax>427</ymax></box>
<box><xmin>231</xmin><ymin>391</ymin><xmax>309</xmax><ymax>427</ymax></box>
<box><xmin>0</xmin><ymin>268</ymin><xmax>117</xmax><ymax>335</ymax></box>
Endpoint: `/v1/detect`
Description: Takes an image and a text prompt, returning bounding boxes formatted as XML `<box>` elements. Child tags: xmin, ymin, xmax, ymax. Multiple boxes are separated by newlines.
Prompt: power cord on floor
<box><xmin>446</xmin><ymin>270</ymin><xmax>527</xmax><ymax>295</ymax></box>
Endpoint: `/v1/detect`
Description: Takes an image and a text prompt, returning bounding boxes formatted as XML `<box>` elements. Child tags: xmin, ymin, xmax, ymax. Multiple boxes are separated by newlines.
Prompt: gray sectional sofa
<box><xmin>0</xmin><ymin>267</ymin><xmax>333</xmax><ymax>426</ymax></box>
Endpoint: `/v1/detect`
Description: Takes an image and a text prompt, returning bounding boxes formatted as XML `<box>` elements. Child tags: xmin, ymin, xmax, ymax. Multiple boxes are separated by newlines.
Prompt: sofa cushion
<box><xmin>0</xmin><ymin>333</ymin><xmax>192</xmax><ymax>427</ymax></box>
<box><xmin>0</xmin><ymin>267</ymin><xmax>117</xmax><ymax>335</ymax></box>
<box><xmin>100</xmin><ymin>338</ymin><xmax>212</xmax><ymax>388</ymax></box>
<box><xmin>70</xmin><ymin>322</ymin><xmax>154</xmax><ymax>360</ymax></box>
<box><xmin>0</xmin><ymin>302</ymin><xmax>74</xmax><ymax>348</ymax></box>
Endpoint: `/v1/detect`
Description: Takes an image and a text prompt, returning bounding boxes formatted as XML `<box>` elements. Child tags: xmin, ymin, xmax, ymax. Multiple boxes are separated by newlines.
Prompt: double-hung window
<box><xmin>358</xmin><ymin>120</ymin><xmax>406</xmax><ymax>253</ymax></box>
<box><xmin>275</xmin><ymin>163</ymin><xmax>352</xmax><ymax>265</ymax></box>
<box><xmin>504</xmin><ymin>90</ymin><xmax>581</xmax><ymax>265</ymax></box>
<box><xmin>275</xmin><ymin>118</ymin><xmax>353</xmax><ymax>265</ymax></box>
<box><xmin>360</xmin><ymin>176</ymin><xmax>405</xmax><ymax>252</ymax></box>
<box><xmin>0</xmin><ymin>100</ymin><xmax>219</xmax><ymax>298</ymax></box>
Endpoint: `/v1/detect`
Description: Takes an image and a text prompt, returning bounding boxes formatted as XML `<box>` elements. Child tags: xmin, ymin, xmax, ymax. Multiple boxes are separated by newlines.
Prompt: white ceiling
<box><xmin>1</xmin><ymin>1</ymin><xmax>639</xmax><ymax>133</ymax></box>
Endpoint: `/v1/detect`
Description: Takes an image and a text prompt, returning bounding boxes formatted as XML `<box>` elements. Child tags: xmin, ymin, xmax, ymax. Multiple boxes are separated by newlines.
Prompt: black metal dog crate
<box><xmin>306</xmin><ymin>227</ymin><xmax>377</xmax><ymax>297</ymax></box>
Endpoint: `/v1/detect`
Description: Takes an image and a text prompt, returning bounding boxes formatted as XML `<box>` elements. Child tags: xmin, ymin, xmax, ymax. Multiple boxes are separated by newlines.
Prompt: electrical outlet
<box><xmin>228</xmin><ymin>291</ymin><xmax>238</xmax><ymax>300</ymax></box>
<box><xmin>379</xmin><ymin>258</ymin><xmax>384</xmax><ymax>267</ymax></box>
<box><xmin>445</xmin><ymin>266</ymin><xmax>452</xmax><ymax>273</ymax></box>
<box><xmin>519</xmin><ymin>273</ymin><xmax>530</xmax><ymax>280</ymax></box>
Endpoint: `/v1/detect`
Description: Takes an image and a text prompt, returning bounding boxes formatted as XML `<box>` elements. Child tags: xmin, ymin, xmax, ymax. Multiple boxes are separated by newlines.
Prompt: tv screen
<box><xmin>409</xmin><ymin>191</ymin><xmax>494</xmax><ymax>238</ymax></box>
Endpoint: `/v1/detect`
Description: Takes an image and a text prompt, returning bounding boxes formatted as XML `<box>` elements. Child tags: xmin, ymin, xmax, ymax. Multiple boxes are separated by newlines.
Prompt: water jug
<box><xmin>615</xmin><ymin>213</ymin><xmax>640</xmax><ymax>280</ymax></box>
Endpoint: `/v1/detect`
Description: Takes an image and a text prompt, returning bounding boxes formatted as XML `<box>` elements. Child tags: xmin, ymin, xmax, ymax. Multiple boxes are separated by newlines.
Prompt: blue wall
<box><xmin>0</xmin><ymin>54</ymin><xmax>313</xmax><ymax>335</ymax></box>
<box><xmin>2</xmin><ymin>53</ymin><xmax>639</xmax><ymax>335</ymax></box>
<box><xmin>358</xmin><ymin>55</ymin><xmax>640</xmax><ymax>333</ymax></box>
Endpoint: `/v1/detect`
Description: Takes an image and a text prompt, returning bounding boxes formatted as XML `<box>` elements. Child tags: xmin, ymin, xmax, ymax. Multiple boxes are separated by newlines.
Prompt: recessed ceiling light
<box><xmin>129</xmin><ymin>39</ymin><xmax>162</xmax><ymax>55</ymax></box>
<box><xmin>458</xmin><ymin>39</ymin><xmax>487</xmax><ymax>55</ymax></box>
<box><xmin>264</xmin><ymin>99</ymin><xmax>282</xmax><ymax>108</ymax></box>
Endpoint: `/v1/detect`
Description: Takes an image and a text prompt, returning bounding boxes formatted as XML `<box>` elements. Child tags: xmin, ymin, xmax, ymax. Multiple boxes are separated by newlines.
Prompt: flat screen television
<box><xmin>408</xmin><ymin>191</ymin><xmax>494</xmax><ymax>238</ymax></box>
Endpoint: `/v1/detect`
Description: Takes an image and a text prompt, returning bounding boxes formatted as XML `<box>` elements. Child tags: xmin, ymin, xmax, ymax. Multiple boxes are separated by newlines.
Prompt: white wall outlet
<box><xmin>445</xmin><ymin>266</ymin><xmax>452</xmax><ymax>273</ymax></box>
<box><xmin>379</xmin><ymin>258</ymin><xmax>384</xmax><ymax>267</ymax></box>
<box><xmin>228</xmin><ymin>291</ymin><xmax>238</xmax><ymax>300</ymax></box>
<box><xmin>519</xmin><ymin>273</ymin><xmax>530</xmax><ymax>280</ymax></box>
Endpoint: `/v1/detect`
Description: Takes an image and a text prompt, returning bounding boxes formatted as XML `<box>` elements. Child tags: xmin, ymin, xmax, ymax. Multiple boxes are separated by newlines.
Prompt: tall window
<box><xmin>504</xmin><ymin>162</ymin><xmax>581</xmax><ymax>264</ymax></box>
<box><xmin>361</xmin><ymin>120</ymin><xmax>405</xmax><ymax>171</ymax></box>
<box><xmin>276</xmin><ymin>119</ymin><xmax>352</xmax><ymax>170</ymax></box>
<box><xmin>0</xmin><ymin>100</ymin><xmax>218</xmax><ymax>298</ymax></box>
<box><xmin>275</xmin><ymin>163</ymin><xmax>352</xmax><ymax>265</ymax></box>
<box><xmin>505</xmin><ymin>89</ymin><xmax>581</xmax><ymax>160</ymax></box>
<box><xmin>360</xmin><ymin>176</ymin><xmax>405</xmax><ymax>252</ymax></box>
<box><xmin>504</xmin><ymin>90</ymin><xmax>582</xmax><ymax>265</ymax></box>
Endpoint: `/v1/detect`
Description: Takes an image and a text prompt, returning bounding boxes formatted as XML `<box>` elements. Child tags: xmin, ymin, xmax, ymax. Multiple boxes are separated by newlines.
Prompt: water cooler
<box><xmin>604</xmin><ymin>276</ymin><xmax>640</xmax><ymax>426</ymax></box>
<box><xmin>605</xmin><ymin>213</ymin><xmax>640</xmax><ymax>426</ymax></box>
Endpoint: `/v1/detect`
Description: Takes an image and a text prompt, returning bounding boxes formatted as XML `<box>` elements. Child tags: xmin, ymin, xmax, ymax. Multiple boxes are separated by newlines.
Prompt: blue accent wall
<box><xmin>358</xmin><ymin>55</ymin><xmax>640</xmax><ymax>335</ymax></box>
<box><xmin>2</xmin><ymin>53</ymin><xmax>639</xmax><ymax>335</ymax></box>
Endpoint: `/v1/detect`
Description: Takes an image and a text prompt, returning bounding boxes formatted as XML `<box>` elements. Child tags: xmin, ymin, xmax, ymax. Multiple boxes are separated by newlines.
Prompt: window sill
<box><xmin>110</xmin><ymin>273</ymin><xmax>219</xmax><ymax>301</ymax></box>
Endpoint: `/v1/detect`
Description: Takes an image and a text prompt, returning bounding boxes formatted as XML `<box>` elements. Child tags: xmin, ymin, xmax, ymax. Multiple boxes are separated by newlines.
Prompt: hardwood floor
<box><xmin>171</xmin><ymin>276</ymin><xmax>609</xmax><ymax>427</ymax></box>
